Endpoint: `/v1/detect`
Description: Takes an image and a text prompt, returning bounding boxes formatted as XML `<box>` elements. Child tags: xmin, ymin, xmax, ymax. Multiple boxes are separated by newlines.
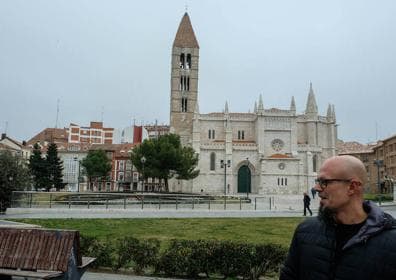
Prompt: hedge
<box><xmin>80</xmin><ymin>235</ymin><xmax>287</xmax><ymax>279</ymax></box>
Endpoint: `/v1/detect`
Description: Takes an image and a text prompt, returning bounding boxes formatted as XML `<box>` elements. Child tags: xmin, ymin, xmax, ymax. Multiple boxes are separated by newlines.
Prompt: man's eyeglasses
<box><xmin>314</xmin><ymin>178</ymin><xmax>351</xmax><ymax>189</ymax></box>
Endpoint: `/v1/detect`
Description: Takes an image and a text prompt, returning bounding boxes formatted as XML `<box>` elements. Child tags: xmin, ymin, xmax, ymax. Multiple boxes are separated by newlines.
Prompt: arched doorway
<box><xmin>238</xmin><ymin>165</ymin><xmax>251</xmax><ymax>193</ymax></box>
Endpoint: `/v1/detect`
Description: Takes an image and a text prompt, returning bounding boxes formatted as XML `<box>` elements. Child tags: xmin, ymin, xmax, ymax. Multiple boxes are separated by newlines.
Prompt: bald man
<box><xmin>280</xmin><ymin>155</ymin><xmax>396</xmax><ymax>280</ymax></box>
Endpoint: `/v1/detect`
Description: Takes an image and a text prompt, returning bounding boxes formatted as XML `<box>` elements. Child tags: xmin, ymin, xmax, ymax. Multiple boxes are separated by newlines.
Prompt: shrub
<box><xmin>130</xmin><ymin>238</ymin><xmax>160</xmax><ymax>274</ymax></box>
<box><xmin>112</xmin><ymin>236</ymin><xmax>139</xmax><ymax>271</ymax></box>
<box><xmin>80</xmin><ymin>235</ymin><xmax>113</xmax><ymax>268</ymax></box>
<box><xmin>81</xmin><ymin>235</ymin><xmax>286</xmax><ymax>279</ymax></box>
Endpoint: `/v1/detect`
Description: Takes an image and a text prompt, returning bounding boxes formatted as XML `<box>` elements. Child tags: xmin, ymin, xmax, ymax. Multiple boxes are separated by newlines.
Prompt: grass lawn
<box><xmin>10</xmin><ymin>217</ymin><xmax>303</xmax><ymax>247</ymax></box>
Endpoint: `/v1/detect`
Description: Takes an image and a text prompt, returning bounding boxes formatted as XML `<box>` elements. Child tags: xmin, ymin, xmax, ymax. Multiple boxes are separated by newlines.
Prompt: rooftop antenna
<box><xmin>55</xmin><ymin>98</ymin><xmax>60</xmax><ymax>128</ymax></box>
<box><xmin>185</xmin><ymin>3</ymin><xmax>188</xmax><ymax>12</ymax></box>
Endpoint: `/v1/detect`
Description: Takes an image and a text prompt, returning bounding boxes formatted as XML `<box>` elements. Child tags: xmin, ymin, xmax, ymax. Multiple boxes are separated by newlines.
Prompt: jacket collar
<box><xmin>343</xmin><ymin>200</ymin><xmax>394</xmax><ymax>249</ymax></box>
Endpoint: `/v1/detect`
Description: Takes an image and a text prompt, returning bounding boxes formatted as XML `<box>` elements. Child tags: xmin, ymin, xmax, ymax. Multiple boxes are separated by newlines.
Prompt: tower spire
<box><xmin>173</xmin><ymin>13</ymin><xmax>199</xmax><ymax>48</ymax></box>
<box><xmin>290</xmin><ymin>96</ymin><xmax>296</xmax><ymax>113</ymax></box>
<box><xmin>305</xmin><ymin>82</ymin><xmax>318</xmax><ymax>116</ymax></box>
<box><xmin>257</xmin><ymin>94</ymin><xmax>264</xmax><ymax>114</ymax></box>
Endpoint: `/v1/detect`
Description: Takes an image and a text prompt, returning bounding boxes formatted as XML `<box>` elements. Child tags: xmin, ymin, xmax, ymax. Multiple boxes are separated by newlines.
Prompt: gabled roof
<box><xmin>0</xmin><ymin>135</ymin><xmax>22</xmax><ymax>148</ymax></box>
<box><xmin>173</xmin><ymin>12</ymin><xmax>199</xmax><ymax>48</ymax></box>
<box><xmin>27</xmin><ymin>128</ymin><xmax>68</xmax><ymax>146</ymax></box>
<box><xmin>337</xmin><ymin>140</ymin><xmax>375</xmax><ymax>154</ymax></box>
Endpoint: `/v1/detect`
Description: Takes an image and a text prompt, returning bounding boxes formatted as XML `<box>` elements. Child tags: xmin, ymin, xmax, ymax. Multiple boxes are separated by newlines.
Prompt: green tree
<box><xmin>131</xmin><ymin>134</ymin><xmax>199</xmax><ymax>192</ymax></box>
<box><xmin>29</xmin><ymin>143</ymin><xmax>49</xmax><ymax>190</ymax></box>
<box><xmin>81</xmin><ymin>149</ymin><xmax>112</xmax><ymax>190</ymax></box>
<box><xmin>176</xmin><ymin>146</ymin><xmax>200</xmax><ymax>180</ymax></box>
<box><xmin>0</xmin><ymin>150</ymin><xmax>32</xmax><ymax>211</ymax></box>
<box><xmin>46</xmin><ymin>143</ymin><xmax>64</xmax><ymax>191</ymax></box>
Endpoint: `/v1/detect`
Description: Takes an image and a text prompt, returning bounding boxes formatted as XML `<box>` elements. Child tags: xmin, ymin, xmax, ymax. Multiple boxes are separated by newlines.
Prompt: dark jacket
<box><xmin>303</xmin><ymin>195</ymin><xmax>310</xmax><ymax>206</ymax></box>
<box><xmin>280</xmin><ymin>201</ymin><xmax>396</xmax><ymax>280</ymax></box>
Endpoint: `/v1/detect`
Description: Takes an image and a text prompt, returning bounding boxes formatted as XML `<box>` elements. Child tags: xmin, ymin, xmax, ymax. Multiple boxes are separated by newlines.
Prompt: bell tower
<box><xmin>169</xmin><ymin>12</ymin><xmax>199</xmax><ymax>146</ymax></box>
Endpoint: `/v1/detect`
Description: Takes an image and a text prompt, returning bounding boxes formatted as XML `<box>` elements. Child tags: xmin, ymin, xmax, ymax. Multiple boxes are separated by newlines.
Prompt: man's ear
<box><xmin>348</xmin><ymin>180</ymin><xmax>361</xmax><ymax>195</ymax></box>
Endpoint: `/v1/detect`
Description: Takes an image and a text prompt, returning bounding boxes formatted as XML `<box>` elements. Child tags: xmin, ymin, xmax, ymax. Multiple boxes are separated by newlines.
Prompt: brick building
<box><xmin>338</xmin><ymin>137</ymin><xmax>396</xmax><ymax>194</ymax></box>
<box><xmin>68</xmin><ymin>122</ymin><xmax>114</xmax><ymax>145</ymax></box>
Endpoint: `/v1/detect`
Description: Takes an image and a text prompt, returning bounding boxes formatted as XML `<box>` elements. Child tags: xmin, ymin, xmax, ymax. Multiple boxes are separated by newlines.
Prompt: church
<box><xmin>169</xmin><ymin>13</ymin><xmax>338</xmax><ymax>195</ymax></box>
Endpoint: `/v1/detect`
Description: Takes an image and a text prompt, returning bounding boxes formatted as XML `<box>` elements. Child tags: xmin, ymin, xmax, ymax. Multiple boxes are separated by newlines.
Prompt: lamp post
<box><xmin>220</xmin><ymin>159</ymin><xmax>231</xmax><ymax>195</ymax></box>
<box><xmin>141</xmin><ymin>156</ymin><xmax>146</xmax><ymax>193</ymax></box>
<box><xmin>374</xmin><ymin>159</ymin><xmax>383</xmax><ymax>193</ymax></box>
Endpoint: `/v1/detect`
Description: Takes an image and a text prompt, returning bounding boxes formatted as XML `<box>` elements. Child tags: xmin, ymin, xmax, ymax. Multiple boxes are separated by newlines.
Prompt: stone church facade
<box><xmin>169</xmin><ymin>13</ymin><xmax>338</xmax><ymax>195</ymax></box>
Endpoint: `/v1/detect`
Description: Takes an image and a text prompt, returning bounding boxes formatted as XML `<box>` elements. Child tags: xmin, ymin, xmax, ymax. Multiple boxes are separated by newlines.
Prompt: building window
<box><xmin>210</xmin><ymin>152</ymin><xmax>216</xmax><ymax>171</ymax></box>
<box><xmin>208</xmin><ymin>129</ymin><xmax>215</xmax><ymax>139</ymax></box>
<box><xmin>119</xmin><ymin>161</ymin><xmax>125</xmax><ymax>171</ymax></box>
<box><xmin>238</xmin><ymin>130</ymin><xmax>245</xmax><ymax>140</ymax></box>
<box><xmin>186</xmin><ymin>53</ymin><xmax>191</xmax><ymax>69</ymax></box>
<box><xmin>277</xmin><ymin>177</ymin><xmax>288</xmax><ymax>186</ymax></box>
<box><xmin>179</xmin><ymin>53</ymin><xmax>185</xmax><ymax>68</ymax></box>
<box><xmin>312</xmin><ymin>154</ymin><xmax>317</xmax><ymax>172</ymax></box>
<box><xmin>181</xmin><ymin>97</ymin><xmax>188</xmax><ymax>112</ymax></box>
<box><xmin>179</xmin><ymin>76</ymin><xmax>190</xmax><ymax>91</ymax></box>
<box><xmin>118</xmin><ymin>172</ymin><xmax>124</xmax><ymax>181</ymax></box>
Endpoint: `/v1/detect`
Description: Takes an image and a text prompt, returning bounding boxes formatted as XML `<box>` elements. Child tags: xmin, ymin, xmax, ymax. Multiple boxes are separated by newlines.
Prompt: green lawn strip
<box><xmin>8</xmin><ymin>217</ymin><xmax>302</xmax><ymax>247</ymax></box>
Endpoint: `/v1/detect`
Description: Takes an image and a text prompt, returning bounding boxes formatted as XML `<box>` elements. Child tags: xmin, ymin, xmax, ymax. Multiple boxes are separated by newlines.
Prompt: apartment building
<box><xmin>68</xmin><ymin>122</ymin><xmax>114</xmax><ymax>145</ymax></box>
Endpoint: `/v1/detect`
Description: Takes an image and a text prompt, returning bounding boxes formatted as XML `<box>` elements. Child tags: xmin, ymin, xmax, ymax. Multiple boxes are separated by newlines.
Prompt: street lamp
<box><xmin>220</xmin><ymin>159</ymin><xmax>231</xmax><ymax>195</ymax></box>
<box><xmin>141</xmin><ymin>156</ymin><xmax>146</xmax><ymax>193</ymax></box>
<box><xmin>374</xmin><ymin>159</ymin><xmax>383</xmax><ymax>193</ymax></box>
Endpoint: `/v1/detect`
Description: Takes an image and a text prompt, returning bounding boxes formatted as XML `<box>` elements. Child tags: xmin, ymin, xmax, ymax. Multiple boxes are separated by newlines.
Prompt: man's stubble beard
<box><xmin>318</xmin><ymin>204</ymin><xmax>337</xmax><ymax>225</ymax></box>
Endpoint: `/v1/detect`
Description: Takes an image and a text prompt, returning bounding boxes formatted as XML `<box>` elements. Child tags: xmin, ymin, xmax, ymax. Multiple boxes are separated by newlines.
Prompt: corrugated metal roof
<box><xmin>0</xmin><ymin>228</ymin><xmax>81</xmax><ymax>272</ymax></box>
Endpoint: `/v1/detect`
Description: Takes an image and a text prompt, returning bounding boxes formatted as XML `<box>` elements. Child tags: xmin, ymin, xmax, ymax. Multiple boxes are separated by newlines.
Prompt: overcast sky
<box><xmin>1</xmin><ymin>0</ymin><xmax>395</xmax><ymax>144</ymax></box>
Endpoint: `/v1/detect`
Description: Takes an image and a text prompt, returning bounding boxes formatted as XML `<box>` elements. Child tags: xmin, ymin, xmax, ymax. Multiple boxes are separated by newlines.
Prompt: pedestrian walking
<box><xmin>311</xmin><ymin>187</ymin><xmax>316</xmax><ymax>199</ymax></box>
<box><xmin>280</xmin><ymin>155</ymin><xmax>396</xmax><ymax>280</ymax></box>
<box><xmin>303</xmin><ymin>192</ymin><xmax>312</xmax><ymax>216</ymax></box>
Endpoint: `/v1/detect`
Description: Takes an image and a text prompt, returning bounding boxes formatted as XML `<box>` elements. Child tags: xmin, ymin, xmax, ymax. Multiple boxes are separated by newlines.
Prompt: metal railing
<box><xmin>9</xmin><ymin>191</ymin><xmax>304</xmax><ymax>211</ymax></box>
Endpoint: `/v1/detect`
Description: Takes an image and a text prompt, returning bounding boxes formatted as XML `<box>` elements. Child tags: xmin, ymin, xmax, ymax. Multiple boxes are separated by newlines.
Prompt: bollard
<box><xmin>224</xmin><ymin>196</ymin><xmax>227</xmax><ymax>210</ymax></box>
<box><xmin>69</xmin><ymin>197</ymin><xmax>71</xmax><ymax>209</ymax></box>
<box><xmin>87</xmin><ymin>199</ymin><xmax>90</xmax><ymax>209</ymax></box>
<box><xmin>240</xmin><ymin>197</ymin><xmax>242</xmax><ymax>210</ymax></box>
<box><xmin>176</xmin><ymin>196</ymin><xmax>178</xmax><ymax>210</ymax></box>
<box><xmin>141</xmin><ymin>196</ymin><xmax>144</xmax><ymax>209</ymax></box>
<box><xmin>49</xmin><ymin>194</ymin><xmax>52</xmax><ymax>208</ymax></box>
<box><xmin>192</xmin><ymin>197</ymin><xmax>195</xmax><ymax>209</ymax></box>
<box><xmin>159</xmin><ymin>197</ymin><xmax>161</xmax><ymax>210</ymax></box>
<box><xmin>254</xmin><ymin>197</ymin><xmax>257</xmax><ymax>210</ymax></box>
<box><xmin>269</xmin><ymin>197</ymin><xmax>271</xmax><ymax>211</ymax></box>
<box><xmin>208</xmin><ymin>198</ymin><xmax>211</xmax><ymax>210</ymax></box>
<box><xmin>106</xmin><ymin>199</ymin><xmax>109</xmax><ymax>209</ymax></box>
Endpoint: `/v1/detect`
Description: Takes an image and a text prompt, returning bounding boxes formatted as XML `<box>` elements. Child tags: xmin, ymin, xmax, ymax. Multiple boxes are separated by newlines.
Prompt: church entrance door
<box><xmin>238</xmin><ymin>165</ymin><xmax>251</xmax><ymax>193</ymax></box>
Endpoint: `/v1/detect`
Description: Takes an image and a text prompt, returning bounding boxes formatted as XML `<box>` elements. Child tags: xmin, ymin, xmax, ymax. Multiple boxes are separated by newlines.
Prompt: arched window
<box><xmin>186</xmin><ymin>54</ymin><xmax>191</xmax><ymax>69</ymax></box>
<box><xmin>313</xmin><ymin>154</ymin><xmax>317</xmax><ymax>172</ymax></box>
<box><xmin>181</xmin><ymin>97</ymin><xmax>188</xmax><ymax>112</ymax></box>
<box><xmin>179</xmin><ymin>53</ymin><xmax>185</xmax><ymax>68</ymax></box>
<box><xmin>210</xmin><ymin>153</ymin><xmax>216</xmax><ymax>171</ymax></box>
